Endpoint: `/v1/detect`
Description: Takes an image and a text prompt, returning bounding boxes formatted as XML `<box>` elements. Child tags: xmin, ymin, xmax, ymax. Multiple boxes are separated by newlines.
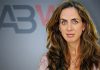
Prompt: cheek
<box><xmin>59</xmin><ymin>26</ymin><xmax>64</xmax><ymax>33</ymax></box>
<box><xmin>75</xmin><ymin>26</ymin><xmax>83</xmax><ymax>35</ymax></box>
<box><xmin>59</xmin><ymin>27</ymin><xmax>65</xmax><ymax>36</ymax></box>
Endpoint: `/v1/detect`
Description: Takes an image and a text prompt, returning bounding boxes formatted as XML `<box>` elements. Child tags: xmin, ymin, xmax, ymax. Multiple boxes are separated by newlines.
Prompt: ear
<box><xmin>82</xmin><ymin>27</ymin><xmax>85</xmax><ymax>31</ymax></box>
<box><xmin>82</xmin><ymin>23</ymin><xmax>86</xmax><ymax>31</ymax></box>
<box><xmin>59</xmin><ymin>26</ymin><xmax>61</xmax><ymax>32</ymax></box>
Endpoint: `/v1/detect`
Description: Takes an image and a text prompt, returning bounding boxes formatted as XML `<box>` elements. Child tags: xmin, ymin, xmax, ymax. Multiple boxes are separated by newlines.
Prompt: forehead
<box><xmin>60</xmin><ymin>7</ymin><xmax>81</xmax><ymax>20</ymax></box>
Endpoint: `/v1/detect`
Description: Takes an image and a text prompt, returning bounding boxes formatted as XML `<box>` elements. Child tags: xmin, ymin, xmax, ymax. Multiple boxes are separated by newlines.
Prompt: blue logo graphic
<box><xmin>0</xmin><ymin>5</ymin><xmax>36</xmax><ymax>33</ymax></box>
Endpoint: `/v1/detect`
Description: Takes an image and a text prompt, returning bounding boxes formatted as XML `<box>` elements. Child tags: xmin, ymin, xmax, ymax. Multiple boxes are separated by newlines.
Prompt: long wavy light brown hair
<box><xmin>46</xmin><ymin>0</ymin><xmax>100</xmax><ymax>70</ymax></box>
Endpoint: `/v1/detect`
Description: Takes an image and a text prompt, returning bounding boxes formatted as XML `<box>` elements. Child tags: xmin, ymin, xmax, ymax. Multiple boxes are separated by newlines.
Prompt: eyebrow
<box><xmin>60</xmin><ymin>18</ymin><xmax>81</xmax><ymax>21</ymax></box>
<box><xmin>72</xmin><ymin>18</ymin><xmax>81</xmax><ymax>21</ymax></box>
<box><xmin>60</xmin><ymin>18</ymin><xmax>67</xmax><ymax>21</ymax></box>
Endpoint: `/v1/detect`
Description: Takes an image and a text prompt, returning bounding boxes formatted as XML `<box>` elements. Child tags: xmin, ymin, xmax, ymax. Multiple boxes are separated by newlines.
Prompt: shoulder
<box><xmin>38</xmin><ymin>53</ymin><xmax>48</xmax><ymax>70</ymax></box>
<box><xmin>93</xmin><ymin>63</ymin><xmax>100</xmax><ymax>70</ymax></box>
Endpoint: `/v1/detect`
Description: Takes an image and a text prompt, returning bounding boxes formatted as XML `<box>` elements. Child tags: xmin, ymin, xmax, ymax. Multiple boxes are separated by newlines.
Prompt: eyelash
<box><xmin>72</xmin><ymin>20</ymin><xmax>79</xmax><ymax>24</ymax></box>
<box><xmin>60</xmin><ymin>20</ymin><xmax>79</xmax><ymax>25</ymax></box>
<box><xmin>60</xmin><ymin>20</ymin><xmax>67</xmax><ymax>25</ymax></box>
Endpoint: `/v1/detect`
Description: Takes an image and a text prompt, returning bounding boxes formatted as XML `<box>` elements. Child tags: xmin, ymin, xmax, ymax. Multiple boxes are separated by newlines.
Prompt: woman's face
<box><xmin>59</xmin><ymin>7</ymin><xmax>85</xmax><ymax>43</ymax></box>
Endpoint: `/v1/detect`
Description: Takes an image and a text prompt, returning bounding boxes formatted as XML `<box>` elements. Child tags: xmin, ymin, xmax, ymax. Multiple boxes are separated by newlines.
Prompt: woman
<box><xmin>39</xmin><ymin>0</ymin><xmax>100</xmax><ymax>70</ymax></box>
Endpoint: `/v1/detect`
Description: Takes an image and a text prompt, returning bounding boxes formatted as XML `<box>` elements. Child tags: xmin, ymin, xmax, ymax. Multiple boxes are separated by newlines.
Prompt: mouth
<box><xmin>66</xmin><ymin>34</ymin><xmax>75</xmax><ymax>38</ymax></box>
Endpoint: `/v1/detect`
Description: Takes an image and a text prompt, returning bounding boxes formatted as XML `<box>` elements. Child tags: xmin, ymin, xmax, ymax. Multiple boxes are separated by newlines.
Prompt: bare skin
<box><xmin>68</xmin><ymin>39</ymin><xmax>81</xmax><ymax>70</ymax></box>
<box><xmin>59</xmin><ymin>7</ymin><xmax>85</xmax><ymax>70</ymax></box>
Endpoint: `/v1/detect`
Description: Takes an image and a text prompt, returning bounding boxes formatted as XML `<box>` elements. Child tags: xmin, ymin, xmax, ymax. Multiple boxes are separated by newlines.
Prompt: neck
<box><xmin>67</xmin><ymin>40</ymin><xmax>81</xmax><ymax>69</ymax></box>
<box><xmin>68</xmin><ymin>39</ymin><xmax>81</xmax><ymax>56</ymax></box>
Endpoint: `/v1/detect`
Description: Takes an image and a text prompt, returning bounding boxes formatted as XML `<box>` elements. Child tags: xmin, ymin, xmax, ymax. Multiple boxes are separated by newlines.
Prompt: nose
<box><xmin>67</xmin><ymin>23</ymin><xmax>73</xmax><ymax>31</ymax></box>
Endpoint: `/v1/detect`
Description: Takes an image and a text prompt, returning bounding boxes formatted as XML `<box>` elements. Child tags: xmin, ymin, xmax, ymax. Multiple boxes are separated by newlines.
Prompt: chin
<box><xmin>65</xmin><ymin>39</ymin><xmax>76</xmax><ymax>43</ymax></box>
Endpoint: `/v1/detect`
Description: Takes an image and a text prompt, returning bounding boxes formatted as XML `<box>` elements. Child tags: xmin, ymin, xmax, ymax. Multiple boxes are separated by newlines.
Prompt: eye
<box><xmin>73</xmin><ymin>20</ymin><xmax>78</xmax><ymax>24</ymax></box>
<box><xmin>71</xmin><ymin>19</ymin><xmax>79</xmax><ymax>24</ymax></box>
<box><xmin>59</xmin><ymin>19</ymin><xmax>67</xmax><ymax>25</ymax></box>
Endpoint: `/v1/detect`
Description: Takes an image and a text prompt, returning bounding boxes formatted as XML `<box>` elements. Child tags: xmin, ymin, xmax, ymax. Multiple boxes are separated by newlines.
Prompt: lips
<box><xmin>66</xmin><ymin>34</ymin><xmax>75</xmax><ymax>38</ymax></box>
